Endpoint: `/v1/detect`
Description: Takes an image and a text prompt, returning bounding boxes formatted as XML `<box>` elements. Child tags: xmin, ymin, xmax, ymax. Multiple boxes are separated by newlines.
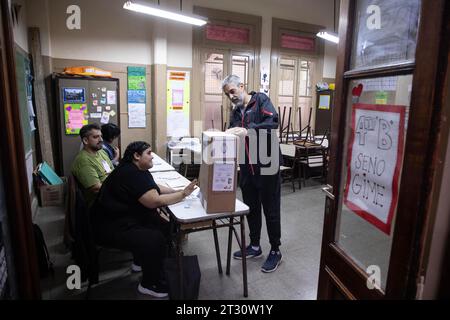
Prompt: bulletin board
<box><xmin>54</xmin><ymin>75</ymin><xmax>120</xmax><ymax>177</ymax></box>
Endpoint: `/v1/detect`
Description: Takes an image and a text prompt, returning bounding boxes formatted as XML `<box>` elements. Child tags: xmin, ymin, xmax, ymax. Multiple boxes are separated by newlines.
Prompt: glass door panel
<box><xmin>278</xmin><ymin>58</ymin><xmax>296</xmax><ymax>134</ymax></box>
<box><xmin>336</xmin><ymin>74</ymin><xmax>413</xmax><ymax>290</ymax></box>
<box><xmin>203</xmin><ymin>52</ymin><xmax>224</xmax><ymax>130</ymax></box>
<box><xmin>350</xmin><ymin>0</ymin><xmax>421</xmax><ymax>71</ymax></box>
<box><xmin>298</xmin><ymin>59</ymin><xmax>315</xmax><ymax>134</ymax></box>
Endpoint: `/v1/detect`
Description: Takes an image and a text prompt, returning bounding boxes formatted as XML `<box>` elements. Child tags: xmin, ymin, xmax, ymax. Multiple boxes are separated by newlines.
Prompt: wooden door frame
<box><xmin>318</xmin><ymin>0</ymin><xmax>448</xmax><ymax>299</ymax></box>
<box><xmin>0</xmin><ymin>0</ymin><xmax>41</xmax><ymax>299</ymax></box>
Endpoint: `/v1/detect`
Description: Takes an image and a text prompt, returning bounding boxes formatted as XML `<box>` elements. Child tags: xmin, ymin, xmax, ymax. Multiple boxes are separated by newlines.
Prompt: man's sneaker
<box><xmin>131</xmin><ymin>263</ymin><xmax>142</xmax><ymax>273</ymax></box>
<box><xmin>261</xmin><ymin>251</ymin><xmax>282</xmax><ymax>273</ymax></box>
<box><xmin>137</xmin><ymin>283</ymin><xmax>168</xmax><ymax>298</ymax></box>
<box><xmin>233</xmin><ymin>245</ymin><xmax>262</xmax><ymax>260</ymax></box>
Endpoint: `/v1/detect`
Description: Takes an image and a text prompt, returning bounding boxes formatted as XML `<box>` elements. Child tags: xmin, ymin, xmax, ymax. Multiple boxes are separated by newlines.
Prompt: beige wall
<box><xmin>36</xmin><ymin>0</ymin><xmax>153</xmax><ymax>64</ymax></box>
<box><xmin>193</xmin><ymin>0</ymin><xmax>337</xmax><ymax>78</ymax></box>
<box><xmin>51</xmin><ymin>58</ymin><xmax>153</xmax><ymax>156</ymax></box>
<box><xmin>24</xmin><ymin>0</ymin><xmax>338</xmax><ymax>156</ymax></box>
<box><xmin>12</xmin><ymin>0</ymin><xmax>29</xmax><ymax>52</ymax></box>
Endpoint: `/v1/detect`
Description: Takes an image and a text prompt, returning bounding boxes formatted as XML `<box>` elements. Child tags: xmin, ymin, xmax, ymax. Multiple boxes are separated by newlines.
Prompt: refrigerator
<box><xmin>53</xmin><ymin>74</ymin><xmax>120</xmax><ymax>177</ymax></box>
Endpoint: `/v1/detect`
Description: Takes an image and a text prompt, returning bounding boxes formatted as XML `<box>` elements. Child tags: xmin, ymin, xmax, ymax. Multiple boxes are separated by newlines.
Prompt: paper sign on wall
<box><xmin>64</xmin><ymin>104</ymin><xmax>88</xmax><ymax>135</ymax></box>
<box><xmin>318</xmin><ymin>95</ymin><xmax>331</xmax><ymax>110</ymax></box>
<box><xmin>167</xmin><ymin>70</ymin><xmax>190</xmax><ymax>137</ymax></box>
<box><xmin>344</xmin><ymin>103</ymin><xmax>406</xmax><ymax>235</ymax></box>
<box><xmin>128</xmin><ymin>103</ymin><xmax>146</xmax><ymax>128</ymax></box>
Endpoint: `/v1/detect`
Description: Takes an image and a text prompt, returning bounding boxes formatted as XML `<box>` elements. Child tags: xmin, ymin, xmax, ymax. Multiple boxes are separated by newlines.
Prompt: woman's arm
<box><xmin>157</xmin><ymin>184</ymin><xmax>177</xmax><ymax>194</ymax></box>
<box><xmin>139</xmin><ymin>179</ymin><xmax>197</xmax><ymax>209</ymax></box>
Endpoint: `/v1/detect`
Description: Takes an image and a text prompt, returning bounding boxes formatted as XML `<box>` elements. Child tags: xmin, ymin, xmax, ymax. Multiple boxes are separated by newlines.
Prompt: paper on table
<box><xmin>165</xmin><ymin>179</ymin><xmax>188</xmax><ymax>189</ymax></box>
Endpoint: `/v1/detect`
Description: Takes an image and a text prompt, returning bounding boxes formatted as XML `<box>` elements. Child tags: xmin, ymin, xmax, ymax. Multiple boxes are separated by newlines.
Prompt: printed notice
<box><xmin>212</xmin><ymin>162</ymin><xmax>235</xmax><ymax>192</ymax></box>
<box><xmin>107</xmin><ymin>91</ymin><xmax>116</xmax><ymax>105</ymax></box>
<box><xmin>128</xmin><ymin>103</ymin><xmax>146</xmax><ymax>128</ymax></box>
<box><xmin>344</xmin><ymin>103</ymin><xmax>406</xmax><ymax>235</ymax></box>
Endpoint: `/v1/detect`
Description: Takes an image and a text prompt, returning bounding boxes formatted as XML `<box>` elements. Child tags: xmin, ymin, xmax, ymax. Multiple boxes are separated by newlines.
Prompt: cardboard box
<box><xmin>38</xmin><ymin>178</ymin><xmax>66</xmax><ymax>207</ymax></box>
<box><xmin>199</xmin><ymin>132</ymin><xmax>238</xmax><ymax>214</ymax></box>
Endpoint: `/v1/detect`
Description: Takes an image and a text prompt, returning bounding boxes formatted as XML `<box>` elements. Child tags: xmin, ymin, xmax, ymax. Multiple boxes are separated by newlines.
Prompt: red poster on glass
<box><xmin>206</xmin><ymin>25</ymin><xmax>250</xmax><ymax>44</ymax></box>
<box><xmin>281</xmin><ymin>34</ymin><xmax>315</xmax><ymax>51</ymax></box>
<box><xmin>344</xmin><ymin>103</ymin><xmax>406</xmax><ymax>235</ymax></box>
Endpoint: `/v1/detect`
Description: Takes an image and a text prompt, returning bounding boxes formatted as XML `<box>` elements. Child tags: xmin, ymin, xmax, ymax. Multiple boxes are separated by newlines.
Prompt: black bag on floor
<box><xmin>32</xmin><ymin>223</ymin><xmax>54</xmax><ymax>278</ymax></box>
<box><xmin>163</xmin><ymin>255</ymin><xmax>201</xmax><ymax>300</ymax></box>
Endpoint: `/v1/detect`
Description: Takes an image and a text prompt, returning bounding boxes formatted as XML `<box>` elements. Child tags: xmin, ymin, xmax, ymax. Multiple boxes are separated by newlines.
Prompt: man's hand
<box><xmin>226</xmin><ymin>127</ymin><xmax>247</xmax><ymax>137</ymax></box>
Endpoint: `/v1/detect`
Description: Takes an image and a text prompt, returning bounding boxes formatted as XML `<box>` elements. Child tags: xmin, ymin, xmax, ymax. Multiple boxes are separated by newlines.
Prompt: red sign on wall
<box><xmin>206</xmin><ymin>25</ymin><xmax>250</xmax><ymax>44</ymax></box>
<box><xmin>281</xmin><ymin>34</ymin><xmax>315</xmax><ymax>51</ymax></box>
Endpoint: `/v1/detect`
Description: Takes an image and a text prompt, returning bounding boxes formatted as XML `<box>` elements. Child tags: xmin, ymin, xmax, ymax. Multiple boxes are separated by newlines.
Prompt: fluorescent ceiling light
<box><xmin>316</xmin><ymin>31</ymin><xmax>339</xmax><ymax>44</ymax></box>
<box><xmin>123</xmin><ymin>1</ymin><xmax>207</xmax><ymax>26</ymax></box>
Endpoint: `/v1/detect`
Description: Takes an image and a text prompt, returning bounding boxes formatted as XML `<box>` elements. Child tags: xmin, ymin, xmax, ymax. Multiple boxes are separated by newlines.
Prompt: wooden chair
<box><xmin>279</xmin><ymin>143</ymin><xmax>299</xmax><ymax>192</ymax></box>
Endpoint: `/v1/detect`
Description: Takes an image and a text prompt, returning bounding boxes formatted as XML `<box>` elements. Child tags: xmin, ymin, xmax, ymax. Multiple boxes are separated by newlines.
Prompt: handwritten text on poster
<box><xmin>344</xmin><ymin>103</ymin><xmax>406</xmax><ymax>235</ymax></box>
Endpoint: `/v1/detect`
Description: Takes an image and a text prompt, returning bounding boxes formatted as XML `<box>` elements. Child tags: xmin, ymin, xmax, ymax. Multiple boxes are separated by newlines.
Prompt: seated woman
<box><xmin>91</xmin><ymin>141</ymin><xmax>197</xmax><ymax>298</ymax></box>
<box><xmin>101</xmin><ymin>123</ymin><xmax>121</xmax><ymax>167</ymax></box>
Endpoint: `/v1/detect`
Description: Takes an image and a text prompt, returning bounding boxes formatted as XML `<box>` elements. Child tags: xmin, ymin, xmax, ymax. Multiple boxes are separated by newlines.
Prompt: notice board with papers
<box><xmin>53</xmin><ymin>74</ymin><xmax>120</xmax><ymax>177</ymax></box>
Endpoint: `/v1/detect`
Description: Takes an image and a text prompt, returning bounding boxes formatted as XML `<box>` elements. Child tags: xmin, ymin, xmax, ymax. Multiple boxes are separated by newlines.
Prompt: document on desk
<box><xmin>165</xmin><ymin>179</ymin><xmax>188</xmax><ymax>189</ymax></box>
<box><xmin>153</xmin><ymin>171</ymin><xmax>190</xmax><ymax>189</ymax></box>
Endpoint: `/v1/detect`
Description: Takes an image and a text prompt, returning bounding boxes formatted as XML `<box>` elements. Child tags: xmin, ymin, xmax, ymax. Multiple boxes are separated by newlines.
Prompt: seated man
<box><xmin>71</xmin><ymin>123</ymin><xmax>114</xmax><ymax>208</ymax></box>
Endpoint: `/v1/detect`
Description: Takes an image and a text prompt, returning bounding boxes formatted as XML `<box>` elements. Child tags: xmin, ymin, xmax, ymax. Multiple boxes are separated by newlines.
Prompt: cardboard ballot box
<box><xmin>199</xmin><ymin>131</ymin><xmax>238</xmax><ymax>214</ymax></box>
<box><xmin>38</xmin><ymin>177</ymin><xmax>66</xmax><ymax>207</ymax></box>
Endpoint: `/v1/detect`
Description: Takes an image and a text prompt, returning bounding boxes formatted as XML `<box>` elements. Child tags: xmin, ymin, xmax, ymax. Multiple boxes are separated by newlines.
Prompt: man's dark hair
<box><xmin>79</xmin><ymin>123</ymin><xmax>101</xmax><ymax>140</ymax></box>
<box><xmin>101</xmin><ymin>123</ymin><xmax>121</xmax><ymax>142</ymax></box>
<box><xmin>119</xmin><ymin>141</ymin><xmax>151</xmax><ymax>167</ymax></box>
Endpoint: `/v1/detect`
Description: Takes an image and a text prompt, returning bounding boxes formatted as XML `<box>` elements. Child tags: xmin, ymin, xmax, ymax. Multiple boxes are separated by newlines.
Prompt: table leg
<box><xmin>226</xmin><ymin>217</ymin><xmax>234</xmax><ymax>275</ymax></box>
<box><xmin>240</xmin><ymin>216</ymin><xmax>248</xmax><ymax>297</ymax></box>
<box><xmin>177</xmin><ymin>230</ymin><xmax>184</xmax><ymax>300</ymax></box>
<box><xmin>212</xmin><ymin>220</ymin><xmax>223</xmax><ymax>274</ymax></box>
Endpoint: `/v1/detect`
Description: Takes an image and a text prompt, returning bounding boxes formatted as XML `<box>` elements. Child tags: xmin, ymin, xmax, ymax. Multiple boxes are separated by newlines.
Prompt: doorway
<box><xmin>201</xmin><ymin>49</ymin><xmax>254</xmax><ymax>131</ymax></box>
<box><xmin>318</xmin><ymin>0</ymin><xmax>449</xmax><ymax>299</ymax></box>
<box><xmin>276</xmin><ymin>56</ymin><xmax>318</xmax><ymax>136</ymax></box>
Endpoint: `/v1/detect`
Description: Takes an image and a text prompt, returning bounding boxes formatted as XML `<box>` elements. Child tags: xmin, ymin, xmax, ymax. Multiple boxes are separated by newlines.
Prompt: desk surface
<box><xmin>150</xmin><ymin>152</ymin><xmax>176</xmax><ymax>172</ymax></box>
<box><xmin>152</xmin><ymin>170</ymin><xmax>249</xmax><ymax>223</ymax></box>
<box><xmin>168</xmin><ymin>198</ymin><xmax>249</xmax><ymax>224</ymax></box>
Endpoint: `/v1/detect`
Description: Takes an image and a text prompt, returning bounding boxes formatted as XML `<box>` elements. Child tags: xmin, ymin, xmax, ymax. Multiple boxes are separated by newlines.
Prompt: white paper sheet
<box><xmin>212</xmin><ymin>162</ymin><xmax>235</xmax><ymax>192</ymax></box>
<box><xmin>128</xmin><ymin>103</ymin><xmax>146</xmax><ymax>128</ymax></box>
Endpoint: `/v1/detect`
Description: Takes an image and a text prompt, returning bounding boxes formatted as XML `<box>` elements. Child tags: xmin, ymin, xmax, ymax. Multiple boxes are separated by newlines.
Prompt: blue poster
<box><xmin>128</xmin><ymin>90</ymin><xmax>146</xmax><ymax>104</ymax></box>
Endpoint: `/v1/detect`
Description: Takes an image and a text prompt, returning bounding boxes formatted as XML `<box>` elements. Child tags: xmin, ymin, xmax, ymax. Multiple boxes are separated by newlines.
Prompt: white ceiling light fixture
<box><xmin>316</xmin><ymin>0</ymin><xmax>339</xmax><ymax>44</ymax></box>
<box><xmin>123</xmin><ymin>1</ymin><xmax>207</xmax><ymax>26</ymax></box>
<box><xmin>316</xmin><ymin>31</ymin><xmax>339</xmax><ymax>44</ymax></box>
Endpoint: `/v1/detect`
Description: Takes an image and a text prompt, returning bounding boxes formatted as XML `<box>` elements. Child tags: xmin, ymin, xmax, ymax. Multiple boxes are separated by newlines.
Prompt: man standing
<box><xmin>72</xmin><ymin>123</ymin><xmax>113</xmax><ymax>207</ymax></box>
<box><xmin>222</xmin><ymin>75</ymin><xmax>282</xmax><ymax>273</ymax></box>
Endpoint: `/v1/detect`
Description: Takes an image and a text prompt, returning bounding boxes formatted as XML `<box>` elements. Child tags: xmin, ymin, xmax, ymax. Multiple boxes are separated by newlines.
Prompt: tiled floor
<box><xmin>36</xmin><ymin>181</ymin><xmax>326</xmax><ymax>300</ymax></box>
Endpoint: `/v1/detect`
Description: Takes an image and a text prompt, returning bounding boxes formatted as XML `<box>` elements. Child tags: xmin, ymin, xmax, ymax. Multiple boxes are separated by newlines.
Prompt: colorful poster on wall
<box><xmin>127</xmin><ymin>66</ymin><xmax>146</xmax><ymax>90</ymax></box>
<box><xmin>128</xmin><ymin>90</ymin><xmax>146</xmax><ymax>104</ymax></box>
<box><xmin>344</xmin><ymin>103</ymin><xmax>406</xmax><ymax>235</ymax></box>
<box><xmin>64</xmin><ymin>104</ymin><xmax>88</xmax><ymax>135</ymax></box>
<box><xmin>63</xmin><ymin>87</ymin><xmax>85</xmax><ymax>103</ymax></box>
<box><xmin>167</xmin><ymin>71</ymin><xmax>190</xmax><ymax>137</ymax></box>
<box><xmin>318</xmin><ymin>95</ymin><xmax>331</xmax><ymax>110</ymax></box>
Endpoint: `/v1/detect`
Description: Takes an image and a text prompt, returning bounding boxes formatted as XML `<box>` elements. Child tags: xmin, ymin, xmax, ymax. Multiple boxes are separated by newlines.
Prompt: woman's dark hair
<box><xmin>119</xmin><ymin>141</ymin><xmax>151</xmax><ymax>166</ymax></box>
<box><xmin>101</xmin><ymin>123</ymin><xmax>121</xmax><ymax>142</ymax></box>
